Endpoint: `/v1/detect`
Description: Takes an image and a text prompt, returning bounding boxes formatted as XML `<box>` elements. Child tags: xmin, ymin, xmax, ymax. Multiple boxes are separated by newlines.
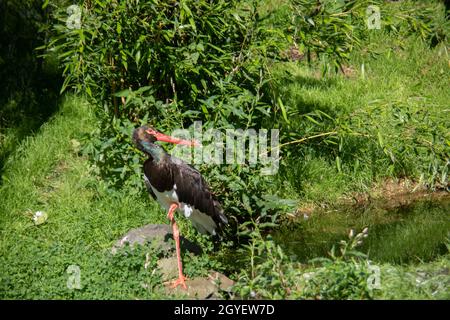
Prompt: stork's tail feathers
<box><xmin>214</xmin><ymin>200</ymin><xmax>228</xmax><ymax>226</ymax></box>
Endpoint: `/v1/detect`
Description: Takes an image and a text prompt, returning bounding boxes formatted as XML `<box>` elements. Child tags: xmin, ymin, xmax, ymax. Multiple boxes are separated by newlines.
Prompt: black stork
<box><xmin>132</xmin><ymin>125</ymin><xmax>228</xmax><ymax>289</ymax></box>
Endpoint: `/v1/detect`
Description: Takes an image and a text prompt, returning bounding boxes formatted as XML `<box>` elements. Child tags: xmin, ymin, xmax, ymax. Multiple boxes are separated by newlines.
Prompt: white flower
<box><xmin>33</xmin><ymin>211</ymin><xmax>43</xmax><ymax>221</ymax></box>
<box><xmin>349</xmin><ymin>229</ymin><xmax>355</xmax><ymax>238</ymax></box>
<box><xmin>32</xmin><ymin>211</ymin><xmax>48</xmax><ymax>225</ymax></box>
<box><xmin>303</xmin><ymin>272</ymin><xmax>315</xmax><ymax>280</ymax></box>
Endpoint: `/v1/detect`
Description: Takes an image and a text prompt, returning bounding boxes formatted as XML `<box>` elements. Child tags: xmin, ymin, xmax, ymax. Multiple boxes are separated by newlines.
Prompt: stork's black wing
<box><xmin>143</xmin><ymin>158</ymin><xmax>174</xmax><ymax>199</ymax></box>
<box><xmin>170</xmin><ymin>157</ymin><xmax>228</xmax><ymax>228</ymax></box>
<box><xmin>143</xmin><ymin>174</ymin><xmax>157</xmax><ymax>200</ymax></box>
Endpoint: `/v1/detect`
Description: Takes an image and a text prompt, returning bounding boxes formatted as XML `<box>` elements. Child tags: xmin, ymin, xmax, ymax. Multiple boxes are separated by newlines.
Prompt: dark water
<box><xmin>272</xmin><ymin>194</ymin><xmax>450</xmax><ymax>264</ymax></box>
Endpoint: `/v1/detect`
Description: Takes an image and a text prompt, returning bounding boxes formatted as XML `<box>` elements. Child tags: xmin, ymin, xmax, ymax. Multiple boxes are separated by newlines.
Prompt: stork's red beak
<box><xmin>146</xmin><ymin>128</ymin><xmax>200</xmax><ymax>147</ymax></box>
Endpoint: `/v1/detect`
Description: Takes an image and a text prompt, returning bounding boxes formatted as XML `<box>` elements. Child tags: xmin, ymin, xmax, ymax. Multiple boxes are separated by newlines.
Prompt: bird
<box><xmin>132</xmin><ymin>125</ymin><xmax>228</xmax><ymax>289</ymax></box>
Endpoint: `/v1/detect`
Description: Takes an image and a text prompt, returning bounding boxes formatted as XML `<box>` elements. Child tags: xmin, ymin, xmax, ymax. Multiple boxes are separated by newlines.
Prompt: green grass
<box><xmin>232</xmin><ymin>0</ymin><xmax>449</xmax><ymax>299</ymax></box>
<box><xmin>0</xmin><ymin>97</ymin><xmax>197</xmax><ymax>299</ymax></box>
<box><xmin>233</xmin><ymin>228</ymin><xmax>450</xmax><ymax>299</ymax></box>
<box><xmin>376</xmin><ymin>254</ymin><xmax>450</xmax><ymax>300</ymax></box>
<box><xmin>1</xmin><ymin>0</ymin><xmax>449</xmax><ymax>300</ymax></box>
<box><xmin>276</xmin><ymin>35</ymin><xmax>449</xmax><ymax>204</ymax></box>
<box><xmin>0</xmin><ymin>96</ymin><xmax>225</xmax><ymax>299</ymax></box>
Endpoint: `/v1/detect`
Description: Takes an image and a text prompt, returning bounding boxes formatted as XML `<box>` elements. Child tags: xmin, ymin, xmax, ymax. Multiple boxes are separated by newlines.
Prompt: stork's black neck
<box><xmin>141</xmin><ymin>140</ymin><xmax>168</xmax><ymax>163</ymax></box>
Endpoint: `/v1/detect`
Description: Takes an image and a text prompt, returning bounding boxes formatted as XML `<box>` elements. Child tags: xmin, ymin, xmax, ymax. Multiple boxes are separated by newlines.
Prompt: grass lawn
<box><xmin>0</xmin><ymin>0</ymin><xmax>449</xmax><ymax>299</ymax></box>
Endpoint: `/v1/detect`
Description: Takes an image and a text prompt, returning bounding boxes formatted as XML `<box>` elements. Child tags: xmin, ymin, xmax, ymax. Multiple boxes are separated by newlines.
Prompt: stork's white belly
<box><xmin>147</xmin><ymin>181</ymin><xmax>218</xmax><ymax>235</ymax></box>
<box><xmin>149</xmin><ymin>183</ymin><xmax>179</xmax><ymax>211</ymax></box>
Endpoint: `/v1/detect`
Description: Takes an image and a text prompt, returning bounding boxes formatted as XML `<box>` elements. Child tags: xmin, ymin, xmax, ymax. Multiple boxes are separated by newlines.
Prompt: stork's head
<box><xmin>133</xmin><ymin>125</ymin><xmax>157</xmax><ymax>148</ymax></box>
<box><xmin>133</xmin><ymin>125</ymin><xmax>199</xmax><ymax>155</ymax></box>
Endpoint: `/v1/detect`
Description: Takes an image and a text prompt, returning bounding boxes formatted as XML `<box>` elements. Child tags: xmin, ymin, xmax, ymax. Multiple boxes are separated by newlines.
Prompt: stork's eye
<box><xmin>146</xmin><ymin>128</ymin><xmax>158</xmax><ymax>136</ymax></box>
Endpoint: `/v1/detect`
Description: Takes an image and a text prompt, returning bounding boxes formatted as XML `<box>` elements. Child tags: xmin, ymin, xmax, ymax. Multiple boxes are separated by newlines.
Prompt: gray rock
<box><xmin>164</xmin><ymin>271</ymin><xmax>235</xmax><ymax>299</ymax></box>
<box><xmin>112</xmin><ymin>224</ymin><xmax>202</xmax><ymax>255</ymax></box>
<box><xmin>113</xmin><ymin>224</ymin><xmax>233</xmax><ymax>299</ymax></box>
<box><xmin>157</xmin><ymin>256</ymin><xmax>179</xmax><ymax>281</ymax></box>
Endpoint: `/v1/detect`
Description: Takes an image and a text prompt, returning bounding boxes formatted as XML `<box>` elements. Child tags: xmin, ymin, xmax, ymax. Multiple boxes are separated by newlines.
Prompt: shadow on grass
<box><xmin>271</xmin><ymin>70</ymin><xmax>348</xmax><ymax>194</ymax></box>
<box><xmin>273</xmin><ymin>68</ymin><xmax>339</xmax><ymax>115</ymax></box>
<box><xmin>0</xmin><ymin>2</ymin><xmax>62</xmax><ymax>182</ymax></box>
<box><xmin>0</xmin><ymin>89</ymin><xmax>61</xmax><ymax>171</ymax></box>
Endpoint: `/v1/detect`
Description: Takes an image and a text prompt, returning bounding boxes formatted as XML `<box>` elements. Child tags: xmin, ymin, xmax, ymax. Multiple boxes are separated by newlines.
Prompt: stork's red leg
<box><xmin>167</xmin><ymin>203</ymin><xmax>177</xmax><ymax>221</ymax></box>
<box><xmin>167</xmin><ymin>203</ymin><xmax>187</xmax><ymax>289</ymax></box>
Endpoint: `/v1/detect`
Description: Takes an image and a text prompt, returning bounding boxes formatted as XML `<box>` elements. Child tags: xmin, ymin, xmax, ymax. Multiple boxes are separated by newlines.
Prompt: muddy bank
<box><xmin>294</xmin><ymin>178</ymin><xmax>449</xmax><ymax>219</ymax></box>
<box><xmin>274</xmin><ymin>179</ymin><xmax>449</xmax><ymax>264</ymax></box>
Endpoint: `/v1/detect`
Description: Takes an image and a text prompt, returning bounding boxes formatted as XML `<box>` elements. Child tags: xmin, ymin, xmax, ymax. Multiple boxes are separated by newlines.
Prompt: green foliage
<box><xmin>50</xmin><ymin>0</ymin><xmax>271</xmax><ymax>161</ymax></box>
<box><xmin>233</xmin><ymin>226</ymin><xmax>374</xmax><ymax>299</ymax></box>
<box><xmin>0</xmin><ymin>0</ymin><xmax>62</xmax><ymax>172</ymax></box>
<box><xmin>302</xmin><ymin>228</ymin><xmax>373</xmax><ymax>300</ymax></box>
<box><xmin>182</xmin><ymin>251</ymin><xmax>225</xmax><ymax>278</ymax></box>
<box><xmin>1</xmin><ymin>0</ymin><xmax>449</xmax><ymax>296</ymax></box>
<box><xmin>78</xmin><ymin>244</ymin><xmax>163</xmax><ymax>299</ymax></box>
<box><xmin>81</xmin><ymin>117</ymin><xmax>145</xmax><ymax>192</ymax></box>
<box><xmin>45</xmin><ymin>0</ymin><xmax>280</xmax><ymax>120</ymax></box>
<box><xmin>232</xmin><ymin>222</ymin><xmax>301</xmax><ymax>299</ymax></box>
<box><xmin>381</xmin><ymin>0</ymin><xmax>450</xmax><ymax>47</ymax></box>
<box><xmin>301</xmin><ymin>259</ymin><xmax>373</xmax><ymax>300</ymax></box>
<box><xmin>0</xmin><ymin>241</ymin><xmax>165</xmax><ymax>299</ymax></box>
<box><xmin>342</xmin><ymin>100</ymin><xmax>449</xmax><ymax>188</ymax></box>
<box><xmin>288</xmin><ymin>0</ymin><xmax>376</xmax><ymax>72</ymax></box>
<box><xmin>43</xmin><ymin>0</ymin><xmax>413</xmax><ymax>228</ymax></box>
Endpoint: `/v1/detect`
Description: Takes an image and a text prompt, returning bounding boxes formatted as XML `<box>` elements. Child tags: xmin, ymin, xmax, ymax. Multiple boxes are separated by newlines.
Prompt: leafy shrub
<box><xmin>232</xmin><ymin>222</ymin><xmax>301</xmax><ymax>299</ymax></box>
<box><xmin>382</xmin><ymin>0</ymin><xmax>450</xmax><ymax>47</ymax></box>
<box><xmin>0</xmin><ymin>241</ymin><xmax>164</xmax><ymax>299</ymax></box>
<box><xmin>301</xmin><ymin>228</ymin><xmax>373</xmax><ymax>300</ymax></box>
<box><xmin>42</xmin><ymin>0</ymin><xmax>448</xmax><ymax>228</ymax></box>
<box><xmin>43</xmin><ymin>0</ymin><xmax>381</xmax><ymax>221</ymax></box>
<box><xmin>288</xmin><ymin>0</ymin><xmax>377</xmax><ymax>72</ymax></box>
<box><xmin>43</xmin><ymin>0</ymin><xmax>292</xmax><ymax>227</ymax></box>
<box><xmin>233</xmin><ymin>226</ymin><xmax>375</xmax><ymax>300</ymax></box>
<box><xmin>46</xmin><ymin>0</ymin><xmax>278</xmax><ymax>115</ymax></box>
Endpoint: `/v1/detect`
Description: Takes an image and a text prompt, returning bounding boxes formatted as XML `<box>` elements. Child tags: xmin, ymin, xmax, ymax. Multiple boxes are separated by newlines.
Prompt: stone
<box><xmin>157</xmin><ymin>256</ymin><xmax>179</xmax><ymax>281</ymax></box>
<box><xmin>164</xmin><ymin>271</ymin><xmax>235</xmax><ymax>299</ymax></box>
<box><xmin>113</xmin><ymin>224</ymin><xmax>234</xmax><ymax>299</ymax></box>
<box><xmin>112</xmin><ymin>224</ymin><xmax>202</xmax><ymax>255</ymax></box>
